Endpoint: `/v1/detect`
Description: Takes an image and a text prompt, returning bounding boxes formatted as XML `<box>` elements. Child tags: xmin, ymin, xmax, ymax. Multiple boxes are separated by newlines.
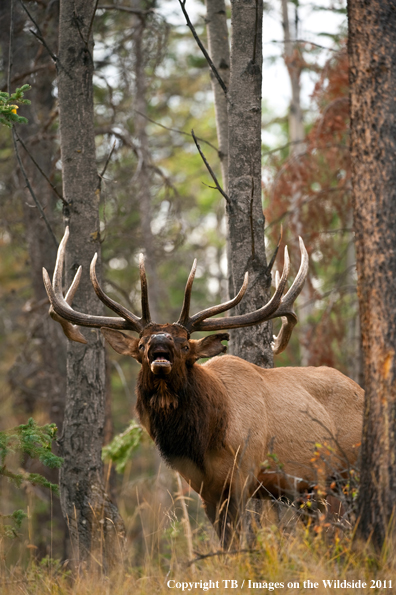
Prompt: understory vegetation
<box><xmin>2</xmin><ymin>494</ymin><xmax>396</xmax><ymax>594</ymax></box>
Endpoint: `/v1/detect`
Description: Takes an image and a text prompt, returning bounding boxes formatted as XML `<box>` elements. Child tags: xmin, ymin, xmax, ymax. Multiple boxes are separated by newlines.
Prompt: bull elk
<box><xmin>43</xmin><ymin>227</ymin><xmax>363</xmax><ymax>548</ymax></box>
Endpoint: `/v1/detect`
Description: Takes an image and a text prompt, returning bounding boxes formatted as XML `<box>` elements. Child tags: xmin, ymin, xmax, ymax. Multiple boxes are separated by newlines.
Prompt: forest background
<box><xmin>0</xmin><ymin>0</ymin><xmax>372</xmax><ymax>590</ymax></box>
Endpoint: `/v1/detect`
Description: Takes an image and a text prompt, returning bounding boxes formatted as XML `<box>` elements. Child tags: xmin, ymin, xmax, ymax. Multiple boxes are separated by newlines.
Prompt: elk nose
<box><xmin>150</xmin><ymin>333</ymin><xmax>173</xmax><ymax>341</ymax></box>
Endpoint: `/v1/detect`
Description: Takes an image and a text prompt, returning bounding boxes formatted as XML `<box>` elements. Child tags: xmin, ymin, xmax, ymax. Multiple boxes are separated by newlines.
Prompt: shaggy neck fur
<box><xmin>136</xmin><ymin>363</ymin><xmax>228</xmax><ymax>472</ymax></box>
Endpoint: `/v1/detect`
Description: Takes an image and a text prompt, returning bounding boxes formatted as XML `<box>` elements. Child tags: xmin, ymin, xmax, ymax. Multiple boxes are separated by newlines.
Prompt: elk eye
<box><xmin>139</xmin><ymin>344</ymin><xmax>144</xmax><ymax>351</ymax></box>
<box><xmin>182</xmin><ymin>345</ymin><xmax>189</xmax><ymax>352</ymax></box>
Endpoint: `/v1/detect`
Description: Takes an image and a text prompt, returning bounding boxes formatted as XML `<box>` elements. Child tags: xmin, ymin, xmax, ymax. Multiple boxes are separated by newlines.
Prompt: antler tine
<box><xmin>270</xmin><ymin>236</ymin><xmax>309</xmax><ymax>354</ymax></box>
<box><xmin>177</xmin><ymin>259</ymin><xmax>197</xmax><ymax>327</ymax></box>
<box><xmin>274</xmin><ymin>270</ymin><xmax>280</xmax><ymax>290</ymax></box>
<box><xmin>45</xmin><ymin>228</ymin><xmax>87</xmax><ymax>344</ymax></box>
<box><xmin>190</xmin><ymin>246</ymin><xmax>290</xmax><ymax>332</ymax></box>
<box><xmin>271</xmin><ymin>314</ymin><xmax>297</xmax><ymax>354</ymax></box>
<box><xmin>43</xmin><ymin>227</ymin><xmax>140</xmax><ymax>342</ymax></box>
<box><xmin>59</xmin><ymin>265</ymin><xmax>87</xmax><ymax>343</ymax></box>
<box><xmin>90</xmin><ymin>253</ymin><xmax>143</xmax><ymax>331</ymax></box>
<box><xmin>139</xmin><ymin>254</ymin><xmax>151</xmax><ymax>325</ymax></box>
<box><xmin>186</xmin><ymin>271</ymin><xmax>249</xmax><ymax>331</ymax></box>
<box><xmin>277</xmin><ymin>237</ymin><xmax>308</xmax><ymax>307</ymax></box>
<box><xmin>65</xmin><ymin>265</ymin><xmax>82</xmax><ymax>305</ymax></box>
<box><xmin>53</xmin><ymin>225</ymin><xmax>69</xmax><ymax>295</ymax></box>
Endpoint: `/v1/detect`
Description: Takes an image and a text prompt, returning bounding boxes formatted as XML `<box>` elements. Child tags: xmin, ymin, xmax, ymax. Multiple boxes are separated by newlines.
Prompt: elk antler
<box><xmin>177</xmin><ymin>259</ymin><xmax>250</xmax><ymax>329</ymax></box>
<box><xmin>42</xmin><ymin>226</ymin><xmax>153</xmax><ymax>341</ymax></box>
<box><xmin>270</xmin><ymin>238</ymin><xmax>309</xmax><ymax>354</ymax></box>
<box><xmin>176</xmin><ymin>237</ymin><xmax>308</xmax><ymax>354</ymax></box>
<box><xmin>44</xmin><ymin>228</ymin><xmax>308</xmax><ymax>355</ymax></box>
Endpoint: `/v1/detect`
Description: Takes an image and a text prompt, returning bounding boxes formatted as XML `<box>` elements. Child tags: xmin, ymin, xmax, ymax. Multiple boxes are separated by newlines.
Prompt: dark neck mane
<box><xmin>136</xmin><ymin>364</ymin><xmax>228</xmax><ymax>472</ymax></box>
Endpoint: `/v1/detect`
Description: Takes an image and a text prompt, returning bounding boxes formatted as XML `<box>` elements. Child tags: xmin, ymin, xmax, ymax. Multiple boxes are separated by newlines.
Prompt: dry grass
<box><xmin>1</xmin><ymin>489</ymin><xmax>396</xmax><ymax>595</ymax></box>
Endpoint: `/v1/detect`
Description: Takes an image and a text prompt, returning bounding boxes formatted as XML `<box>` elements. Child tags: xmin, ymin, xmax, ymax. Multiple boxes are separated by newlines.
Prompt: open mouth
<box><xmin>149</xmin><ymin>349</ymin><xmax>173</xmax><ymax>374</ymax></box>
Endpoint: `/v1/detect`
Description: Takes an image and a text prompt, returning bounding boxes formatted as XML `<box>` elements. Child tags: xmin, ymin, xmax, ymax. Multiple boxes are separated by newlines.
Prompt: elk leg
<box><xmin>202</xmin><ymin>494</ymin><xmax>241</xmax><ymax>550</ymax></box>
<box><xmin>202</xmin><ymin>499</ymin><xmax>217</xmax><ymax>527</ymax></box>
<box><xmin>217</xmin><ymin>492</ymin><xmax>242</xmax><ymax>550</ymax></box>
<box><xmin>243</xmin><ymin>497</ymin><xmax>266</xmax><ymax>547</ymax></box>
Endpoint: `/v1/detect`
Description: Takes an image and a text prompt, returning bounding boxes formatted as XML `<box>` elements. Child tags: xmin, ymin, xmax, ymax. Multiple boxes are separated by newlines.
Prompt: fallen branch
<box><xmin>186</xmin><ymin>548</ymin><xmax>258</xmax><ymax>568</ymax></box>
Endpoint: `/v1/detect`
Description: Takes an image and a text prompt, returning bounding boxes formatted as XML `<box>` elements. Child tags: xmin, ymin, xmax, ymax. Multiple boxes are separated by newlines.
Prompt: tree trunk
<box><xmin>348</xmin><ymin>0</ymin><xmax>396</xmax><ymax>549</ymax></box>
<box><xmin>280</xmin><ymin>0</ymin><xmax>314</xmax><ymax>368</ymax></box>
<box><xmin>58</xmin><ymin>0</ymin><xmax>124</xmax><ymax>565</ymax></box>
<box><xmin>204</xmin><ymin>0</ymin><xmax>230</xmax><ymax>304</ymax></box>
<box><xmin>204</xmin><ymin>0</ymin><xmax>230</xmax><ymax>192</ymax></box>
<box><xmin>346</xmin><ymin>212</ymin><xmax>364</xmax><ymax>386</ymax></box>
<box><xmin>280</xmin><ymin>0</ymin><xmax>304</xmax><ymax>156</ymax></box>
<box><xmin>1</xmin><ymin>0</ymin><xmax>68</xmax><ymax>558</ymax></box>
<box><xmin>0</xmin><ymin>0</ymin><xmax>65</xmax><ymax>435</ymax></box>
<box><xmin>227</xmin><ymin>0</ymin><xmax>273</xmax><ymax>368</ymax></box>
<box><xmin>133</xmin><ymin>6</ymin><xmax>161</xmax><ymax>320</ymax></box>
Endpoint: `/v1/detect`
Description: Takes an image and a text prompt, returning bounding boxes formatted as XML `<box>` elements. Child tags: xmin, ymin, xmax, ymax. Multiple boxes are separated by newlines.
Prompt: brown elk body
<box><xmin>43</xmin><ymin>228</ymin><xmax>364</xmax><ymax>547</ymax></box>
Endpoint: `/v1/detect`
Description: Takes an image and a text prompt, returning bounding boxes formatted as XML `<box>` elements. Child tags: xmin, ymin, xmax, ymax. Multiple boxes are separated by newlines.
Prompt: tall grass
<box><xmin>1</xmin><ymin>473</ymin><xmax>396</xmax><ymax>595</ymax></box>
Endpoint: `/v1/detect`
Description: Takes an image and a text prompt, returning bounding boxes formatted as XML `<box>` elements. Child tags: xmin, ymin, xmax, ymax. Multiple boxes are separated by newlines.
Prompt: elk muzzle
<box><xmin>148</xmin><ymin>333</ymin><xmax>174</xmax><ymax>375</ymax></box>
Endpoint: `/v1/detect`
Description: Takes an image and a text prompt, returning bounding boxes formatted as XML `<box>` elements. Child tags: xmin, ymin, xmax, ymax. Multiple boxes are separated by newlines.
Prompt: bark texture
<box><xmin>346</xmin><ymin>212</ymin><xmax>364</xmax><ymax>386</ymax></box>
<box><xmin>204</xmin><ymin>0</ymin><xmax>230</xmax><ymax>304</ymax></box>
<box><xmin>227</xmin><ymin>0</ymin><xmax>273</xmax><ymax>368</ymax></box>
<box><xmin>204</xmin><ymin>0</ymin><xmax>230</xmax><ymax>191</ymax></box>
<box><xmin>58</xmin><ymin>0</ymin><xmax>124</xmax><ymax>564</ymax></box>
<box><xmin>348</xmin><ymin>0</ymin><xmax>396</xmax><ymax>548</ymax></box>
<box><xmin>133</xmin><ymin>6</ymin><xmax>161</xmax><ymax>320</ymax></box>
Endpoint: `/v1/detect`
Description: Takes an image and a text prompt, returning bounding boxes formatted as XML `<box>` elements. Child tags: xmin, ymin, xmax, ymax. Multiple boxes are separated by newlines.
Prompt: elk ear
<box><xmin>101</xmin><ymin>328</ymin><xmax>140</xmax><ymax>359</ymax></box>
<box><xmin>190</xmin><ymin>333</ymin><xmax>229</xmax><ymax>361</ymax></box>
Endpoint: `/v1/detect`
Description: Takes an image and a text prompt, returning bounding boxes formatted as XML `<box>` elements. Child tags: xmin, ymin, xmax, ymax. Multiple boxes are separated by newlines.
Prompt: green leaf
<box><xmin>102</xmin><ymin>420</ymin><xmax>142</xmax><ymax>474</ymax></box>
<box><xmin>0</xmin><ymin>85</ymin><xmax>31</xmax><ymax>127</ymax></box>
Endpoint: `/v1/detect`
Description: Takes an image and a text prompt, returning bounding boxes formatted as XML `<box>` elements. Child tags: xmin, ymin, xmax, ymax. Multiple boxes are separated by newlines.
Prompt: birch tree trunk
<box><xmin>58</xmin><ymin>0</ymin><xmax>124</xmax><ymax>565</ymax></box>
<box><xmin>227</xmin><ymin>0</ymin><xmax>273</xmax><ymax>367</ymax></box>
<box><xmin>349</xmin><ymin>0</ymin><xmax>396</xmax><ymax>549</ymax></box>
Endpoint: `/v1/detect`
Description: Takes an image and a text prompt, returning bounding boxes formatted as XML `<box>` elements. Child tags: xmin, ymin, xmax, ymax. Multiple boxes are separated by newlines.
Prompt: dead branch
<box><xmin>186</xmin><ymin>548</ymin><xmax>258</xmax><ymax>568</ymax></box>
<box><xmin>98</xmin><ymin>140</ymin><xmax>116</xmax><ymax>189</ymax></box>
<box><xmin>19</xmin><ymin>0</ymin><xmax>70</xmax><ymax>77</ymax></box>
<box><xmin>133</xmin><ymin>109</ymin><xmax>218</xmax><ymax>152</ymax></box>
<box><xmin>270</xmin><ymin>39</ymin><xmax>338</xmax><ymax>52</ymax></box>
<box><xmin>98</xmin><ymin>4</ymin><xmax>155</xmax><ymax>16</ymax></box>
<box><xmin>86</xmin><ymin>0</ymin><xmax>100</xmax><ymax>45</ymax></box>
<box><xmin>1</xmin><ymin>64</ymin><xmax>53</xmax><ymax>92</ymax></box>
<box><xmin>191</xmin><ymin>129</ymin><xmax>230</xmax><ymax>204</ymax></box>
<box><xmin>14</xmin><ymin>128</ymin><xmax>67</xmax><ymax>205</ymax></box>
<box><xmin>12</xmin><ymin>128</ymin><xmax>58</xmax><ymax>248</ymax></box>
<box><xmin>178</xmin><ymin>0</ymin><xmax>227</xmax><ymax>95</ymax></box>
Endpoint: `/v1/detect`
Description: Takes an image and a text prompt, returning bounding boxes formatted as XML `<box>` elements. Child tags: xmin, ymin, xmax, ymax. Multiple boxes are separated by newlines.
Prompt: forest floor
<box><xmin>1</xmin><ymin>504</ymin><xmax>396</xmax><ymax>595</ymax></box>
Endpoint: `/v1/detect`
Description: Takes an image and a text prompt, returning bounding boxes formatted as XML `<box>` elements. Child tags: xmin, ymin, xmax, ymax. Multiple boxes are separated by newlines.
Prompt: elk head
<box><xmin>42</xmin><ymin>227</ymin><xmax>308</xmax><ymax>368</ymax></box>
